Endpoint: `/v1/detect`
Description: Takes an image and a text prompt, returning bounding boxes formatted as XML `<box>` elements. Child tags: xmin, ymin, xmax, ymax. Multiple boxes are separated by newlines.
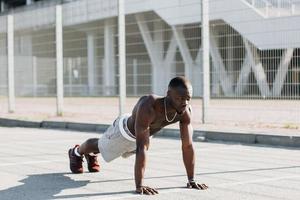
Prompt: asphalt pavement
<box><xmin>0</xmin><ymin>127</ymin><xmax>299</xmax><ymax>200</ymax></box>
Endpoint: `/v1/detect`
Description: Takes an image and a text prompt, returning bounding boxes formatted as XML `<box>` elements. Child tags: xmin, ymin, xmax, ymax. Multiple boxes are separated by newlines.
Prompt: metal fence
<box><xmin>0</xmin><ymin>0</ymin><xmax>299</xmax><ymax>128</ymax></box>
<box><xmin>0</xmin><ymin>15</ymin><xmax>7</xmax><ymax>96</ymax></box>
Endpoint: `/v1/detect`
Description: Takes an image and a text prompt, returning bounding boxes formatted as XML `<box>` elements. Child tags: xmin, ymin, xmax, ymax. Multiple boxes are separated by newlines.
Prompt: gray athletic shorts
<box><xmin>98</xmin><ymin>114</ymin><xmax>136</xmax><ymax>162</ymax></box>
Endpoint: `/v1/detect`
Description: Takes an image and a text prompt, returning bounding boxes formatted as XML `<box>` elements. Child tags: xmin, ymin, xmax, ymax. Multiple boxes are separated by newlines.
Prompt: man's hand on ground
<box><xmin>187</xmin><ymin>181</ymin><xmax>208</xmax><ymax>190</ymax></box>
<box><xmin>136</xmin><ymin>186</ymin><xmax>159</xmax><ymax>195</ymax></box>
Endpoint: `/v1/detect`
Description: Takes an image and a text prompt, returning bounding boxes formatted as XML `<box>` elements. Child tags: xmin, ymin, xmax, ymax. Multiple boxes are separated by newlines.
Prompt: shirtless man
<box><xmin>68</xmin><ymin>76</ymin><xmax>208</xmax><ymax>195</ymax></box>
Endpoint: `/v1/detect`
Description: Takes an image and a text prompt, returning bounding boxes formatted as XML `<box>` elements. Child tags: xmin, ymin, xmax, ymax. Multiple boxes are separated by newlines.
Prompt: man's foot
<box><xmin>85</xmin><ymin>154</ymin><xmax>100</xmax><ymax>172</ymax></box>
<box><xmin>68</xmin><ymin>145</ymin><xmax>84</xmax><ymax>173</ymax></box>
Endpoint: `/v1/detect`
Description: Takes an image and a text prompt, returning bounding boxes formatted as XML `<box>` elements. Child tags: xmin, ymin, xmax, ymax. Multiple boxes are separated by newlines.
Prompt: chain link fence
<box><xmin>0</xmin><ymin>0</ymin><xmax>299</xmax><ymax>128</ymax></box>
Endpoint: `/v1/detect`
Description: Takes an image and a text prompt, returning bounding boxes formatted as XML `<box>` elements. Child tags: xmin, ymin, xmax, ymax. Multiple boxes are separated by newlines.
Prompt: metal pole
<box><xmin>201</xmin><ymin>0</ymin><xmax>210</xmax><ymax>123</ymax></box>
<box><xmin>104</xmin><ymin>19</ymin><xmax>116</xmax><ymax>96</ymax></box>
<box><xmin>68</xmin><ymin>59</ymin><xmax>72</xmax><ymax>96</ymax></box>
<box><xmin>26</xmin><ymin>0</ymin><xmax>32</xmax><ymax>5</ymax></box>
<box><xmin>1</xmin><ymin>1</ymin><xmax>5</xmax><ymax>12</ymax></box>
<box><xmin>7</xmin><ymin>15</ymin><xmax>15</xmax><ymax>113</ymax></box>
<box><xmin>133</xmin><ymin>59</ymin><xmax>138</xmax><ymax>96</ymax></box>
<box><xmin>87</xmin><ymin>32</ymin><xmax>95</xmax><ymax>96</ymax></box>
<box><xmin>118</xmin><ymin>0</ymin><xmax>126</xmax><ymax>116</ymax></box>
<box><xmin>32</xmin><ymin>56</ymin><xmax>37</xmax><ymax>97</ymax></box>
<box><xmin>56</xmin><ymin>5</ymin><xmax>64</xmax><ymax>116</ymax></box>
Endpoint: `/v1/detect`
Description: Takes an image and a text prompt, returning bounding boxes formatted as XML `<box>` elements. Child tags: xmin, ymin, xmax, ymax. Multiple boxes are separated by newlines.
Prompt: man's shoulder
<box><xmin>136</xmin><ymin>94</ymin><xmax>162</xmax><ymax>117</ymax></box>
<box><xmin>135</xmin><ymin>95</ymin><xmax>159</xmax><ymax>122</ymax></box>
<box><xmin>138</xmin><ymin>94</ymin><xmax>160</xmax><ymax>105</ymax></box>
<box><xmin>179</xmin><ymin>105</ymin><xmax>192</xmax><ymax>124</ymax></box>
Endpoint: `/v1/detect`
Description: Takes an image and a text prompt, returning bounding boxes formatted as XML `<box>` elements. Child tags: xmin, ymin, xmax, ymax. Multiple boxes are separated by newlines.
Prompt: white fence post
<box><xmin>87</xmin><ymin>32</ymin><xmax>95</xmax><ymax>96</ymax></box>
<box><xmin>7</xmin><ymin>15</ymin><xmax>15</xmax><ymax>113</ymax></box>
<box><xmin>202</xmin><ymin>0</ymin><xmax>210</xmax><ymax>123</ymax></box>
<box><xmin>292</xmin><ymin>4</ymin><xmax>295</xmax><ymax>15</ymax></box>
<box><xmin>118</xmin><ymin>0</ymin><xmax>126</xmax><ymax>116</ymax></box>
<box><xmin>56</xmin><ymin>5</ymin><xmax>63</xmax><ymax>116</ymax></box>
<box><xmin>133</xmin><ymin>59</ymin><xmax>138</xmax><ymax>96</ymax></box>
<box><xmin>0</xmin><ymin>1</ymin><xmax>5</xmax><ymax>12</ymax></box>
<box><xmin>32</xmin><ymin>56</ymin><xmax>37</xmax><ymax>97</ymax></box>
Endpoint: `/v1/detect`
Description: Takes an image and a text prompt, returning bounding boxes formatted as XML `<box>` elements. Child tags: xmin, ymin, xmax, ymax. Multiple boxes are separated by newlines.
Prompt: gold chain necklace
<box><xmin>164</xmin><ymin>98</ymin><xmax>177</xmax><ymax>122</ymax></box>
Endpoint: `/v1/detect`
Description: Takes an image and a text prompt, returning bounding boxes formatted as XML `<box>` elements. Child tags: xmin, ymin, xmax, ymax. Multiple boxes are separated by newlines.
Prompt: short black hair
<box><xmin>168</xmin><ymin>76</ymin><xmax>190</xmax><ymax>89</ymax></box>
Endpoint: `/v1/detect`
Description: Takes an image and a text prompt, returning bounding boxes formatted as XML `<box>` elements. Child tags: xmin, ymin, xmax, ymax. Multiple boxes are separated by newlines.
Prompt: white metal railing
<box><xmin>291</xmin><ymin>1</ymin><xmax>300</xmax><ymax>15</ymax></box>
<box><xmin>244</xmin><ymin>0</ymin><xmax>296</xmax><ymax>17</ymax></box>
<box><xmin>267</xmin><ymin>0</ymin><xmax>294</xmax><ymax>16</ymax></box>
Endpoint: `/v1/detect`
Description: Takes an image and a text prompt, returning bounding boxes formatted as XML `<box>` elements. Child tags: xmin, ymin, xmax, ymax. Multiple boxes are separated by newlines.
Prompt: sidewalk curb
<box><xmin>0</xmin><ymin>118</ymin><xmax>41</xmax><ymax>128</ymax></box>
<box><xmin>0</xmin><ymin>118</ymin><xmax>299</xmax><ymax>148</ymax></box>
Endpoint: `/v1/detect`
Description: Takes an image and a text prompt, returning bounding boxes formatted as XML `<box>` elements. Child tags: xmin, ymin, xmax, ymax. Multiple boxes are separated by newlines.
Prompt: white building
<box><xmin>0</xmin><ymin>0</ymin><xmax>299</xmax><ymax>98</ymax></box>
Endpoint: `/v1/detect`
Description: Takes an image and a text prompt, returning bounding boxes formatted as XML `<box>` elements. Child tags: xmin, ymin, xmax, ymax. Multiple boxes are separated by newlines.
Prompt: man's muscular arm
<box><xmin>134</xmin><ymin>97</ymin><xmax>158</xmax><ymax>195</ymax></box>
<box><xmin>180</xmin><ymin>106</ymin><xmax>208</xmax><ymax>190</ymax></box>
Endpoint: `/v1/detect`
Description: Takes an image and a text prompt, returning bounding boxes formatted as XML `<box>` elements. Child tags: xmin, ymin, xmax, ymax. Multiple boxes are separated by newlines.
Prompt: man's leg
<box><xmin>77</xmin><ymin>138</ymin><xmax>100</xmax><ymax>155</ymax></box>
<box><xmin>69</xmin><ymin>138</ymin><xmax>100</xmax><ymax>173</ymax></box>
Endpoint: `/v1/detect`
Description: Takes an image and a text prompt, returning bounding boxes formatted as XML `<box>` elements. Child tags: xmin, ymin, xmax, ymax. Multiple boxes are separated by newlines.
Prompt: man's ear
<box><xmin>167</xmin><ymin>89</ymin><xmax>171</xmax><ymax>96</ymax></box>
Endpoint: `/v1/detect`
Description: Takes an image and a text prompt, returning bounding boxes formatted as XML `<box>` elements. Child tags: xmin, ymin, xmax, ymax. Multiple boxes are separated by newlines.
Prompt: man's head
<box><xmin>167</xmin><ymin>76</ymin><xmax>193</xmax><ymax>114</ymax></box>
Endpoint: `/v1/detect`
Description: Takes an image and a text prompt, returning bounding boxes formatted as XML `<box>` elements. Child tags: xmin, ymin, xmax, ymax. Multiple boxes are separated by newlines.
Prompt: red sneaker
<box><xmin>85</xmin><ymin>154</ymin><xmax>100</xmax><ymax>172</ymax></box>
<box><xmin>68</xmin><ymin>145</ymin><xmax>84</xmax><ymax>173</ymax></box>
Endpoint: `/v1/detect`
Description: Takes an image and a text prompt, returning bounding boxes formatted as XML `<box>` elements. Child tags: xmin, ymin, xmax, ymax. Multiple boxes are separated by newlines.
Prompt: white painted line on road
<box><xmin>216</xmin><ymin>175</ymin><xmax>300</xmax><ymax>188</ymax></box>
<box><xmin>0</xmin><ymin>145</ymin><xmax>238</xmax><ymax>167</ymax></box>
<box><xmin>0</xmin><ymin>159</ymin><xmax>66</xmax><ymax>167</ymax></box>
<box><xmin>82</xmin><ymin>175</ymin><xmax>300</xmax><ymax>200</ymax></box>
<box><xmin>0</xmin><ymin>139</ymin><xmax>86</xmax><ymax>146</ymax></box>
<box><xmin>149</xmin><ymin>145</ymin><xmax>238</xmax><ymax>155</ymax></box>
<box><xmin>56</xmin><ymin>188</ymin><xmax>191</xmax><ymax>200</ymax></box>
